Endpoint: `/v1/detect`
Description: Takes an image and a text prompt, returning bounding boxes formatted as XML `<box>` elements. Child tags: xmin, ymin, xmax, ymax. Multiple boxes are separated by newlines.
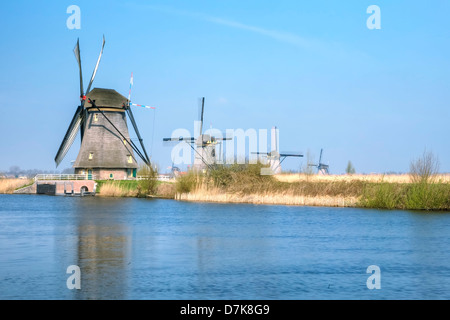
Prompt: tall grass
<box><xmin>175</xmin><ymin>164</ymin><xmax>450</xmax><ymax>210</ymax></box>
<box><xmin>0</xmin><ymin>179</ymin><xmax>33</xmax><ymax>194</ymax></box>
<box><xmin>357</xmin><ymin>182</ymin><xmax>450</xmax><ymax>210</ymax></box>
<box><xmin>275</xmin><ymin>173</ymin><xmax>450</xmax><ymax>184</ymax></box>
<box><xmin>96</xmin><ymin>180</ymin><xmax>139</xmax><ymax>197</ymax></box>
<box><xmin>96</xmin><ymin>179</ymin><xmax>176</xmax><ymax>198</ymax></box>
<box><xmin>156</xmin><ymin>182</ymin><xmax>176</xmax><ymax>199</ymax></box>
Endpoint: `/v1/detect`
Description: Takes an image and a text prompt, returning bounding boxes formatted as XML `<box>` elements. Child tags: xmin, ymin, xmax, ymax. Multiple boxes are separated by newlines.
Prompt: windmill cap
<box><xmin>85</xmin><ymin>88</ymin><xmax>128</xmax><ymax>109</ymax></box>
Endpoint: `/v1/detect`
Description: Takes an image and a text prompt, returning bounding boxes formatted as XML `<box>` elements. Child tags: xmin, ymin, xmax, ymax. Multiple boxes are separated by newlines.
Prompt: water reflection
<box><xmin>1</xmin><ymin>195</ymin><xmax>450</xmax><ymax>300</ymax></box>
<box><xmin>72</xmin><ymin>197</ymin><xmax>132</xmax><ymax>299</ymax></box>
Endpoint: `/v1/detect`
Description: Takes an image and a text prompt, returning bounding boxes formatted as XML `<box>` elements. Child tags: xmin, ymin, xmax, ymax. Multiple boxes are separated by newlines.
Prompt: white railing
<box><xmin>137</xmin><ymin>175</ymin><xmax>173</xmax><ymax>181</ymax></box>
<box><xmin>34</xmin><ymin>174</ymin><xmax>96</xmax><ymax>181</ymax></box>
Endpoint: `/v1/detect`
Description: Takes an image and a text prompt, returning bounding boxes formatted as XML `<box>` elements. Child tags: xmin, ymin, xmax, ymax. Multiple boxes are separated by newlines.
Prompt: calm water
<box><xmin>0</xmin><ymin>194</ymin><xmax>450</xmax><ymax>300</ymax></box>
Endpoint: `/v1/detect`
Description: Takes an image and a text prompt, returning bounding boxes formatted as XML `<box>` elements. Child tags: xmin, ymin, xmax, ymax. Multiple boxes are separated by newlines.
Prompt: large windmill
<box><xmin>163</xmin><ymin>97</ymin><xmax>231</xmax><ymax>171</ymax></box>
<box><xmin>252</xmin><ymin>126</ymin><xmax>303</xmax><ymax>174</ymax></box>
<box><xmin>308</xmin><ymin>148</ymin><xmax>329</xmax><ymax>175</ymax></box>
<box><xmin>54</xmin><ymin>37</ymin><xmax>151</xmax><ymax>180</ymax></box>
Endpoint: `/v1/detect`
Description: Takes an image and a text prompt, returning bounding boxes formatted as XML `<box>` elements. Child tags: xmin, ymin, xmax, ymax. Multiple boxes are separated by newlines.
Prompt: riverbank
<box><xmin>275</xmin><ymin>173</ymin><xmax>450</xmax><ymax>184</ymax></box>
<box><xmin>0</xmin><ymin>178</ymin><xmax>34</xmax><ymax>194</ymax></box>
<box><xmin>95</xmin><ymin>179</ymin><xmax>177</xmax><ymax>199</ymax></box>
<box><xmin>174</xmin><ymin>166</ymin><xmax>450</xmax><ymax>211</ymax></box>
<box><xmin>175</xmin><ymin>179</ymin><xmax>450</xmax><ymax>210</ymax></box>
<box><xmin>2</xmin><ymin>171</ymin><xmax>449</xmax><ymax>211</ymax></box>
<box><xmin>176</xmin><ymin>187</ymin><xmax>359</xmax><ymax>207</ymax></box>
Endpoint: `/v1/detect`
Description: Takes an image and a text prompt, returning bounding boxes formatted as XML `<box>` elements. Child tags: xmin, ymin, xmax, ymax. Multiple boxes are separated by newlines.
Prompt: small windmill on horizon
<box><xmin>308</xmin><ymin>148</ymin><xmax>330</xmax><ymax>175</ymax></box>
<box><xmin>163</xmin><ymin>97</ymin><xmax>231</xmax><ymax>171</ymax></box>
<box><xmin>252</xmin><ymin>126</ymin><xmax>303</xmax><ymax>174</ymax></box>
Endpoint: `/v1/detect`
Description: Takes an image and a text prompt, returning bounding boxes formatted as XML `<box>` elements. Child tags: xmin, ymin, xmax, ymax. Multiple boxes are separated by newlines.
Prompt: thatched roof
<box><xmin>85</xmin><ymin>88</ymin><xmax>128</xmax><ymax>109</ymax></box>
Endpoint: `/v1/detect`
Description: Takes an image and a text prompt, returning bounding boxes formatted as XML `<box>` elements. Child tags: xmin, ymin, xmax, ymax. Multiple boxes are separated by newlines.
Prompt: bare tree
<box><xmin>8</xmin><ymin>166</ymin><xmax>21</xmax><ymax>177</ymax></box>
<box><xmin>409</xmin><ymin>149</ymin><xmax>440</xmax><ymax>184</ymax></box>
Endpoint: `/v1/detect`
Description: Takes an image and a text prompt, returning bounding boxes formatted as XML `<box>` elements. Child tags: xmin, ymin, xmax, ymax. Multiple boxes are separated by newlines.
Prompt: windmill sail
<box><xmin>198</xmin><ymin>97</ymin><xmax>205</xmax><ymax>137</ymax></box>
<box><xmin>163</xmin><ymin>97</ymin><xmax>231</xmax><ymax>171</ymax></box>
<box><xmin>85</xmin><ymin>35</ymin><xmax>105</xmax><ymax>95</ymax></box>
<box><xmin>307</xmin><ymin>148</ymin><xmax>330</xmax><ymax>174</ymax></box>
<box><xmin>73</xmin><ymin>39</ymin><xmax>84</xmax><ymax>97</ymax></box>
<box><xmin>54</xmin><ymin>105</ymin><xmax>84</xmax><ymax>167</ymax></box>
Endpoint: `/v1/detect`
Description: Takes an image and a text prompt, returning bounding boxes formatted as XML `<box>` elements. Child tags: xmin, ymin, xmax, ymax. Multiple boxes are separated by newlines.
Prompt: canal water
<box><xmin>0</xmin><ymin>194</ymin><xmax>449</xmax><ymax>300</ymax></box>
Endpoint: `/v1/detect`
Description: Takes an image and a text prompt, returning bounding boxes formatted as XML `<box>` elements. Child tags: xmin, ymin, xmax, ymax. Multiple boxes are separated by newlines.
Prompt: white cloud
<box><xmin>143</xmin><ymin>5</ymin><xmax>312</xmax><ymax>49</ymax></box>
<box><xmin>203</xmin><ymin>16</ymin><xmax>312</xmax><ymax>49</ymax></box>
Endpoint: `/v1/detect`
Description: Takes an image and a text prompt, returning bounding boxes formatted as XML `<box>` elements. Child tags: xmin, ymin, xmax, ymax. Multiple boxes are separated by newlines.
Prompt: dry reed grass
<box><xmin>97</xmin><ymin>180</ymin><xmax>176</xmax><ymax>198</ymax></box>
<box><xmin>0</xmin><ymin>179</ymin><xmax>33</xmax><ymax>194</ymax></box>
<box><xmin>156</xmin><ymin>182</ymin><xmax>176</xmax><ymax>199</ymax></box>
<box><xmin>177</xmin><ymin>183</ymin><xmax>358</xmax><ymax>207</ymax></box>
<box><xmin>175</xmin><ymin>166</ymin><xmax>450</xmax><ymax>209</ymax></box>
<box><xmin>275</xmin><ymin>173</ymin><xmax>450</xmax><ymax>184</ymax></box>
<box><xmin>97</xmin><ymin>181</ymin><xmax>138</xmax><ymax>197</ymax></box>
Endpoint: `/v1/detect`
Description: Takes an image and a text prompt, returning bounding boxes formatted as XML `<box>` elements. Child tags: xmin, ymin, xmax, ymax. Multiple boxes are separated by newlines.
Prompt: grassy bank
<box><xmin>2</xmin><ymin>166</ymin><xmax>448</xmax><ymax>211</ymax></box>
<box><xmin>96</xmin><ymin>180</ymin><xmax>140</xmax><ymax>197</ymax></box>
<box><xmin>96</xmin><ymin>179</ymin><xmax>176</xmax><ymax>198</ymax></box>
<box><xmin>360</xmin><ymin>181</ymin><xmax>450</xmax><ymax>210</ymax></box>
<box><xmin>174</xmin><ymin>164</ymin><xmax>450</xmax><ymax>211</ymax></box>
<box><xmin>0</xmin><ymin>178</ymin><xmax>33</xmax><ymax>194</ymax></box>
<box><xmin>275</xmin><ymin>173</ymin><xmax>450</xmax><ymax>184</ymax></box>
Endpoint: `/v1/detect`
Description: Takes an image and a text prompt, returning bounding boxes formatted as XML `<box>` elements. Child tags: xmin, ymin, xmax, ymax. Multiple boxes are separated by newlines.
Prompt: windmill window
<box><xmin>123</xmin><ymin>139</ymin><xmax>127</xmax><ymax>145</ymax></box>
<box><xmin>89</xmin><ymin>152</ymin><xmax>94</xmax><ymax>160</ymax></box>
<box><xmin>127</xmin><ymin>155</ymin><xmax>133</xmax><ymax>164</ymax></box>
<box><xmin>94</xmin><ymin>114</ymin><xmax>98</xmax><ymax>122</ymax></box>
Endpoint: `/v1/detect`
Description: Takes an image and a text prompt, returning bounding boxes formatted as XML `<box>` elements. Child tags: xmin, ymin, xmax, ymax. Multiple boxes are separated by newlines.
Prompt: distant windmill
<box><xmin>54</xmin><ymin>36</ymin><xmax>152</xmax><ymax>180</ymax></box>
<box><xmin>167</xmin><ymin>162</ymin><xmax>181</xmax><ymax>178</ymax></box>
<box><xmin>252</xmin><ymin>126</ymin><xmax>303</xmax><ymax>174</ymax></box>
<box><xmin>163</xmin><ymin>97</ymin><xmax>231</xmax><ymax>171</ymax></box>
<box><xmin>308</xmin><ymin>148</ymin><xmax>329</xmax><ymax>175</ymax></box>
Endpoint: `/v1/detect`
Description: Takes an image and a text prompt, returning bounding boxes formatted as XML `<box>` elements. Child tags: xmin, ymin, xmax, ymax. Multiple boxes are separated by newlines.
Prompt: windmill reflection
<box><xmin>74</xmin><ymin>198</ymin><xmax>132</xmax><ymax>299</ymax></box>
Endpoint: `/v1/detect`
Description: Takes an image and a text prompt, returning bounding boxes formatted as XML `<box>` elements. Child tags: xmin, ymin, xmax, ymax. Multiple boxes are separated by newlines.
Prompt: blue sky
<box><xmin>0</xmin><ymin>0</ymin><xmax>449</xmax><ymax>174</ymax></box>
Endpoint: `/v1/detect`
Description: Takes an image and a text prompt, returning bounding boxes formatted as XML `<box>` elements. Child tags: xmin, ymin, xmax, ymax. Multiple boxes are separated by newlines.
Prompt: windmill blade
<box><xmin>73</xmin><ymin>38</ymin><xmax>84</xmax><ymax>97</ymax></box>
<box><xmin>212</xmin><ymin>132</ymin><xmax>233</xmax><ymax>141</ymax></box>
<box><xmin>85</xmin><ymin>35</ymin><xmax>105</xmax><ymax>95</ymax></box>
<box><xmin>279</xmin><ymin>152</ymin><xmax>304</xmax><ymax>157</ymax></box>
<box><xmin>126</xmin><ymin>107</ymin><xmax>151</xmax><ymax>166</ymax></box>
<box><xmin>54</xmin><ymin>106</ymin><xmax>84</xmax><ymax>167</ymax></box>
<box><xmin>163</xmin><ymin>137</ymin><xmax>195</xmax><ymax>142</ymax></box>
<box><xmin>73</xmin><ymin>38</ymin><xmax>86</xmax><ymax>142</ymax></box>
<box><xmin>319</xmin><ymin>149</ymin><xmax>323</xmax><ymax>164</ymax></box>
<box><xmin>198</xmin><ymin>97</ymin><xmax>205</xmax><ymax>137</ymax></box>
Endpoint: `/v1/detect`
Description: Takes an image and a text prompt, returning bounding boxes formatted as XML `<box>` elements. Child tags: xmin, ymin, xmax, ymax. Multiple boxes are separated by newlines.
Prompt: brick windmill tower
<box><xmin>54</xmin><ymin>37</ymin><xmax>151</xmax><ymax>180</ymax></box>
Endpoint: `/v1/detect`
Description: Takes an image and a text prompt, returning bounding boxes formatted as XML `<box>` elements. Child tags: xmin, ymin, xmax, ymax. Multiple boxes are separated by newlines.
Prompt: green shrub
<box><xmin>359</xmin><ymin>181</ymin><xmax>450</xmax><ymax>211</ymax></box>
<box><xmin>176</xmin><ymin>171</ymin><xmax>201</xmax><ymax>193</ymax></box>
<box><xmin>137</xmin><ymin>165</ymin><xmax>158</xmax><ymax>197</ymax></box>
<box><xmin>359</xmin><ymin>183</ymin><xmax>404</xmax><ymax>210</ymax></box>
<box><xmin>405</xmin><ymin>182</ymin><xmax>450</xmax><ymax>210</ymax></box>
